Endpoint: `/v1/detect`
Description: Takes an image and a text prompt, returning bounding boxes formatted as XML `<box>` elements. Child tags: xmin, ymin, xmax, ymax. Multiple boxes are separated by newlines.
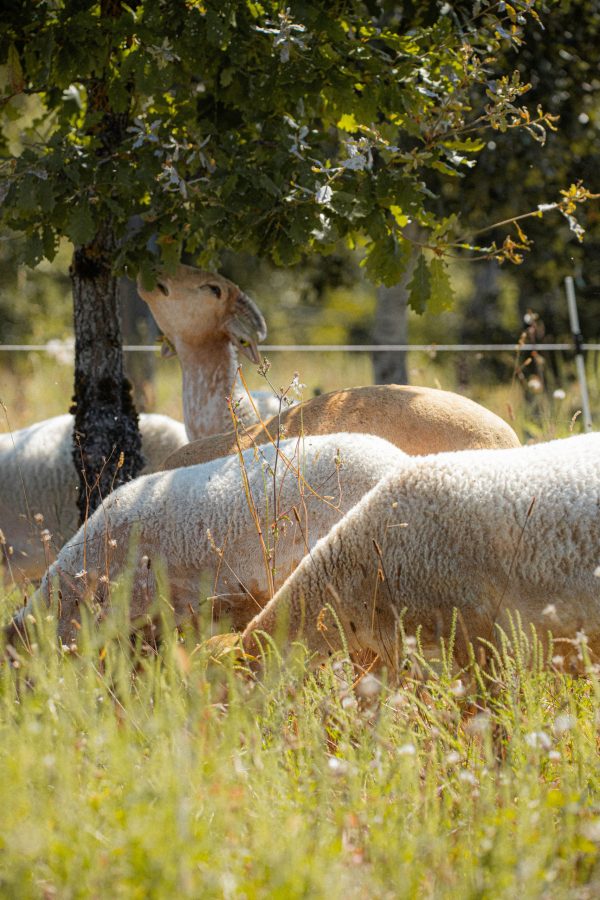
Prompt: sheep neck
<box><xmin>176</xmin><ymin>339</ymin><xmax>240</xmax><ymax>440</ymax></box>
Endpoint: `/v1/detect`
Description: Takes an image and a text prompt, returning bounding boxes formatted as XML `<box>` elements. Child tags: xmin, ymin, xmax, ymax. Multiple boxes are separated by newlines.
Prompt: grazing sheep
<box><xmin>241</xmin><ymin>433</ymin><xmax>600</xmax><ymax>669</ymax></box>
<box><xmin>161</xmin><ymin>383</ymin><xmax>520</xmax><ymax>471</ymax></box>
<box><xmin>8</xmin><ymin>433</ymin><xmax>408</xmax><ymax>645</ymax></box>
<box><xmin>137</xmin><ymin>265</ymin><xmax>280</xmax><ymax>440</ymax></box>
<box><xmin>0</xmin><ymin>413</ymin><xmax>187</xmax><ymax>584</ymax></box>
<box><xmin>1</xmin><ymin>266</ymin><xmax>275</xmax><ymax>585</ymax></box>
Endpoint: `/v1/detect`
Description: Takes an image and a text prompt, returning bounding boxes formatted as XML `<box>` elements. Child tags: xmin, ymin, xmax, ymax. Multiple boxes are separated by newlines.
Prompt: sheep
<box><xmin>240</xmin><ymin>433</ymin><xmax>600</xmax><ymax>670</ymax></box>
<box><xmin>7</xmin><ymin>433</ymin><xmax>408</xmax><ymax>646</ymax></box>
<box><xmin>0</xmin><ymin>413</ymin><xmax>187</xmax><ymax>584</ymax></box>
<box><xmin>160</xmin><ymin>383</ymin><xmax>521</xmax><ymax>471</ymax></box>
<box><xmin>137</xmin><ymin>265</ymin><xmax>280</xmax><ymax>440</ymax></box>
<box><xmin>1</xmin><ymin>266</ymin><xmax>278</xmax><ymax>584</ymax></box>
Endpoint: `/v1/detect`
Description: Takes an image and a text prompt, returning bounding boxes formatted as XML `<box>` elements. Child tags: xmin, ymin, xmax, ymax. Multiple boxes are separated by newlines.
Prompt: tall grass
<box><xmin>2</xmin><ymin>350</ymin><xmax>600</xmax><ymax>896</ymax></box>
<box><xmin>2</xmin><ymin>607</ymin><xmax>600</xmax><ymax>898</ymax></box>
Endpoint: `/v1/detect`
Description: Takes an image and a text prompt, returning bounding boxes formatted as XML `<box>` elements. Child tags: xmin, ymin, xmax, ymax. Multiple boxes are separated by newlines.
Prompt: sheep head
<box><xmin>137</xmin><ymin>264</ymin><xmax>267</xmax><ymax>363</ymax></box>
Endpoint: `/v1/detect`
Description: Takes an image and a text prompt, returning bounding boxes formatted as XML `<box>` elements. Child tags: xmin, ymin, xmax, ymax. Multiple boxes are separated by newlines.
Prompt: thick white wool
<box><xmin>243</xmin><ymin>433</ymin><xmax>600</xmax><ymax>667</ymax></box>
<box><xmin>16</xmin><ymin>433</ymin><xmax>407</xmax><ymax>641</ymax></box>
<box><xmin>0</xmin><ymin>413</ymin><xmax>187</xmax><ymax>582</ymax></box>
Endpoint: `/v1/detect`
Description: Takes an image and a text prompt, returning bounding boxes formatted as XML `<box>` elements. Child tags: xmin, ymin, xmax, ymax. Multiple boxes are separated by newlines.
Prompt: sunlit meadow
<box><xmin>2</xmin><ymin>350</ymin><xmax>600</xmax><ymax>897</ymax></box>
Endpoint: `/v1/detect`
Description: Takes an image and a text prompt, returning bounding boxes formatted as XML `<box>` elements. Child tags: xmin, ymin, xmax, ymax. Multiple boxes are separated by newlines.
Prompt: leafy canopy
<box><xmin>0</xmin><ymin>0</ymin><xmax>582</xmax><ymax>313</ymax></box>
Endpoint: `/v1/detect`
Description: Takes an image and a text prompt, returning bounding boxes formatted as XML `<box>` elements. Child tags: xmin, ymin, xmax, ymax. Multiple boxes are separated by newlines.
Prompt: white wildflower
<box><xmin>553</xmin><ymin>714</ymin><xmax>576</xmax><ymax>735</ymax></box>
<box><xmin>458</xmin><ymin>770</ymin><xmax>478</xmax><ymax>786</ymax></box>
<box><xmin>450</xmin><ymin>679</ymin><xmax>465</xmax><ymax>697</ymax></box>
<box><xmin>445</xmin><ymin>751</ymin><xmax>461</xmax><ymax>766</ymax></box>
<box><xmin>525</xmin><ymin>730</ymin><xmax>552</xmax><ymax>750</ymax></box>
<box><xmin>527</xmin><ymin>375</ymin><xmax>544</xmax><ymax>393</ymax></box>
<box><xmin>328</xmin><ymin>757</ymin><xmax>349</xmax><ymax>776</ymax></box>
<box><xmin>397</xmin><ymin>743</ymin><xmax>416</xmax><ymax>757</ymax></box>
<box><xmin>355</xmin><ymin>673</ymin><xmax>381</xmax><ymax>701</ymax></box>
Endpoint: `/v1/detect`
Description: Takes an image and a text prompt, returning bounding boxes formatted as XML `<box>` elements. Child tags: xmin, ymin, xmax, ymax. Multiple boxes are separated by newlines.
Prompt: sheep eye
<box><xmin>157</xmin><ymin>281</ymin><xmax>169</xmax><ymax>296</ymax></box>
<box><xmin>206</xmin><ymin>283</ymin><xmax>222</xmax><ymax>298</ymax></box>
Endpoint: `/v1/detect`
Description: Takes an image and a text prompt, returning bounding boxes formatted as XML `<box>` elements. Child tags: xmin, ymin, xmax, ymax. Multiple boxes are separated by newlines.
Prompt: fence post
<box><xmin>565</xmin><ymin>276</ymin><xmax>593</xmax><ymax>433</ymax></box>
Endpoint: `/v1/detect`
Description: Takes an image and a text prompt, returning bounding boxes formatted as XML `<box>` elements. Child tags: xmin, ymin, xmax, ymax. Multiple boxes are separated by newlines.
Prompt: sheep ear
<box><xmin>158</xmin><ymin>335</ymin><xmax>177</xmax><ymax>358</ymax></box>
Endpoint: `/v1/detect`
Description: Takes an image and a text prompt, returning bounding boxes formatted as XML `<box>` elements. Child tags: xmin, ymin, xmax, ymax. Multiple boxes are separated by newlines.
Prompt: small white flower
<box><xmin>397</xmin><ymin>743</ymin><xmax>416</xmax><ymax>757</ymax></box>
<box><xmin>527</xmin><ymin>375</ymin><xmax>544</xmax><ymax>393</ymax></box>
<box><xmin>553</xmin><ymin>714</ymin><xmax>576</xmax><ymax>735</ymax></box>
<box><xmin>445</xmin><ymin>751</ymin><xmax>461</xmax><ymax>766</ymax></box>
<box><xmin>74</xmin><ymin>569</ymin><xmax>87</xmax><ymax>580</ymax></box>
<box><xmin>328</xmin><ymin>757</ymin><xmax>349</xmax><ymax>775</ymax></box>
<box><xmin>553</xmin><ymin>389</ymin><xmax>566</xmax><ymax>400</ymax></box>
<box><xmin>355</xmin><ymin>674</ymin><xmax>381</xmax><ymax>700</ymax></box>
<box><xmin>450</xmin><ymin>679</ymin><xmax>465</xmax><ymax>697</ymax></box>
<box><xmin>404</xmin><ymin>635</ymin><xmax>417</xmax><ymax>655</ymax></box>
<box><xmin>525</xmin><ymin>730</ymin><xmax>552</xmax><ymax>750</ymax></box>
<box><xmin>458</xmin><ymin>770</ymin><xmax>478</xmax><ymax>786</ymax></box>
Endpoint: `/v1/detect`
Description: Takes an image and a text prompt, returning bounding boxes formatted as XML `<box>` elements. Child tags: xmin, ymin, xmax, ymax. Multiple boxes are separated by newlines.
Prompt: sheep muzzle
<box><xmin>227</xmin><ymin>292</ymin><xmax>267</xmax><ymax>364</ymax></box>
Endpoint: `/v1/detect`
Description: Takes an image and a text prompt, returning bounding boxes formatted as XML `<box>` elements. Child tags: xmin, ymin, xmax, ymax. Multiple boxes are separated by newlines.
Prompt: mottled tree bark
<box><xmin>70</xmin><ymin>231</ymin><xmax>144</xmax><ymax>524</ymax></box>
<box><xmin>68</xmin><ymin>0</ymin><xmax>144</xmax><ymax>524</ymax></box>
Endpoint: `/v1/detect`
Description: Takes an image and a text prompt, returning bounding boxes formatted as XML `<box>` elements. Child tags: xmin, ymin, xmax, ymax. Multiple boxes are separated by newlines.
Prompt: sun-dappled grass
<box><xmin>3</xmin><ymin>348</ymin><xmax>600</xmax><ymax>895</ymax></box>
<box><xmin>2</xmin><ymin>605</ymin><xmax>600</xmax><ymax>898</ymax></box>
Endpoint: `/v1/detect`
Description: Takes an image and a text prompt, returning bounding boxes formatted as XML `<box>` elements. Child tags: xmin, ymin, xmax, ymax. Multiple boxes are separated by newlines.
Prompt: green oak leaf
<box><xmin>362</xmin><ymin>234</ymin><xmax>412</xmax><ymax>287</ymax></box>
<box><xmin>65</xmin><ymin>204</ymin><xmax>96</xmax><ymax>246</ymax></box>
<box><xmin>428</xmin><ymin>258</ymin><xmax>455</xmax><ymax>313</ymax></box>
<box><xmin>407</xmin><ymin>252</ymin><xmax>431</xmax><ymax>314</ymax></box>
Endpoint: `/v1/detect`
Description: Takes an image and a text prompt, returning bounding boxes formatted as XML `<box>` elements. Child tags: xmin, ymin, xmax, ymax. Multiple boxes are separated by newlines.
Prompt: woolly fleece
<box><xmin>0</xmin><ymin>413</ymin><xmax>187</xmax><ymax>582</ymax></box>
<box><xmin>242</xmin><ymin>433</ymin><xmax>600</xmax><ymax>669</ymax></box>
<box><xmin>12</xmin><ymin>432</ymin><xmax>407</xmax><ymax>643</ymax></box>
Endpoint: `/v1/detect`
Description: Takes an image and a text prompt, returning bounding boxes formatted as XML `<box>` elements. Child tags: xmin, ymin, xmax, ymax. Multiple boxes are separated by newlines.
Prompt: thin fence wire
<box><xmin>1</xmin><ymin>343</ymin><xmax>599</xmax><ymax>353</ymax></box>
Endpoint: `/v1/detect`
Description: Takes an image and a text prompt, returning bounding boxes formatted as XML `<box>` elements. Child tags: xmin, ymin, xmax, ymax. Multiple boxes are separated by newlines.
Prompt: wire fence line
<box><xmin>1</xmin><ymin>342</ymin><xmax>600</xmax><ymax>353</ymax></box>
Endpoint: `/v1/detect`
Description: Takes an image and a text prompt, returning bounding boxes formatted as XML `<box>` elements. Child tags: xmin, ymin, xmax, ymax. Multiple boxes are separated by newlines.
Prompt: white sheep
<box><xmin>241</xmin><ymin>433</ymin><xmax>600</xmax><ymax>669</ymax></box>
<box><xmin>7</xmin><ymin>433</ymin><xmax>408</xmax><ymax>646</ymax></box>
<box><xmin>0</xmin><ymin>413</ymin><xmax>187</xmax><ymax>584</ymax></box>
<box><xmin>1</xmin><ymin>266</ymin><xmax>278</xmax><ymax>583</ymax></box>
<box><xmin>161</xmin><ymin>383</ymin><xmax>521</xmax><ymax>471</ymax></box>
<box><xmin>137</xmin><ymin>265</ymin><xmax>280</xmax><ymax>440</ymax></box>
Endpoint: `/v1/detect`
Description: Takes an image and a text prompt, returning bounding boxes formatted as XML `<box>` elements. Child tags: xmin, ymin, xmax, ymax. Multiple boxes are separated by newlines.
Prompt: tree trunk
<box><xmin>70</xmin><ymin>230</ymin><xmax>144</xmax><ymax>524</ymax></box>
<box><xmin>372</xmin><ymin>282</ymin><xmax>409</xmax><ymax>385</ymax></box>
<box><xmin>457</xmin><ymin>259</ymin><xmax>508</xmax><ymax>386</ymax></box>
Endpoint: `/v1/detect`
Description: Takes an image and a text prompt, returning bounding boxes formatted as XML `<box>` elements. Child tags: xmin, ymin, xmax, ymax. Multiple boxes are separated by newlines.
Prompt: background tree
<box><xmin>0</xmin><ymin>0</ymin><xmax>585</xmax><ymax>516</ymax></box>
<box><xmin>442</xmin><ymin>0</ymin><xmax>600</xmax><ymax>382</ymax></box>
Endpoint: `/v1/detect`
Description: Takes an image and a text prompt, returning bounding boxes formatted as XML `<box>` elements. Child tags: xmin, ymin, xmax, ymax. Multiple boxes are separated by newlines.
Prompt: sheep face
<box><xmin>137</xmin><ymin>264</ymin><xmax>266</xmax><ymax>362</ymax></box>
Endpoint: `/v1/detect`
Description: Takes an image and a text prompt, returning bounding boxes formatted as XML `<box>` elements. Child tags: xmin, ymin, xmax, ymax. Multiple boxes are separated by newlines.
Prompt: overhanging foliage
<box><xmin>0</xmin><ymin>0</ymin><xmax>581</xmax><ymax>316</ymax></box>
